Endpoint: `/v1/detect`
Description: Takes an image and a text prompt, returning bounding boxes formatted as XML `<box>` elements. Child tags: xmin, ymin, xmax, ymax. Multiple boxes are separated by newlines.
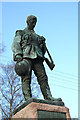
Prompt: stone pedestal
<box><xmin>12</xmin><ymin>98</ymin><xmax>71</xmax><ymax>119</ymax></box>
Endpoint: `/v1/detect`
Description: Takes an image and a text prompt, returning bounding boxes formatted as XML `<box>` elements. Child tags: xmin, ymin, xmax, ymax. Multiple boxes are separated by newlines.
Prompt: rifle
<box><xmin>44</xmin><ymin>46</ymin><xmax>55</xmax><ymax>70</ymax></box>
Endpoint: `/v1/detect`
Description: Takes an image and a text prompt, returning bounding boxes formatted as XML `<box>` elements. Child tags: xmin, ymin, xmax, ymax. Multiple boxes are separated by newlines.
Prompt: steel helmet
<box><xmin>15</xmin><ymin>59</ymin><xmax>31</xmax><ymax>76</ymax></box>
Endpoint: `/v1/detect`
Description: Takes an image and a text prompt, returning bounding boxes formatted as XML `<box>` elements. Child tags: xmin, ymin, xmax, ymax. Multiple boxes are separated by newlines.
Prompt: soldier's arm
<box><xmin>11</xmin><ymin>30</ymin><xmax>23</xmax><ymax>61</ymax></box>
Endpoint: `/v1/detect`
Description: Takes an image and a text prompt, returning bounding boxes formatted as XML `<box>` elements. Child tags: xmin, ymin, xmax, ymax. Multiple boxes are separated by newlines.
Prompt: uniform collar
<box><xmin>25</xmin><ymin>27</ymin><xmax>35</xmax><ymax>33</ymax></box>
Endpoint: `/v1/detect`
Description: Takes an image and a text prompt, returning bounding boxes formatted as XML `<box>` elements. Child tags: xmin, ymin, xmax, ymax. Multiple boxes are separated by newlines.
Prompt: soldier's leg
<box><xmin>33</xmin><ymin>59</ymin><xmax>62</xmax><ymax>101</ymax></box>
<box><xmin>21</xmin><ymin>59</ymin><xmax>32</xmax><ymax>101</ymax></box>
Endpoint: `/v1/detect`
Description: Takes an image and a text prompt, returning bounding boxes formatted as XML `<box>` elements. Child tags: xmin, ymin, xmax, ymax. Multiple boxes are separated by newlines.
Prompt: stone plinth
<box><xmin>12</xmin><ymin>98</ymin><xmax>71</xmax><ymax>119</ymax></box>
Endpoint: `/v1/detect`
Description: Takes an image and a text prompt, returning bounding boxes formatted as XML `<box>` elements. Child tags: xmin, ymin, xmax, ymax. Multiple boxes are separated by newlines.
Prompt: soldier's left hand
<box><xmin>16</xmin><ymin>55</ymin><xmax>23</xmax><ymax>62</ymax></box>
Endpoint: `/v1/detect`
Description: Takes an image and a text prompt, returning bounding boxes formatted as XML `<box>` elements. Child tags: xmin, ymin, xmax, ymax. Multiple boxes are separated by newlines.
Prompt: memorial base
<box><xmin>12</xmin><ymin>98</ymin><xmax>71</xmax><ymax>119</ymax></box>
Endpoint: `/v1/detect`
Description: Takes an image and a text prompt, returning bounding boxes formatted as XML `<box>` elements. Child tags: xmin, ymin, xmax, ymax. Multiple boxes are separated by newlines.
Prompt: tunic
<box><xmin>12</xmin><ymin>27</ymin><xmax>46</xmax><ymax>61</ymax></box>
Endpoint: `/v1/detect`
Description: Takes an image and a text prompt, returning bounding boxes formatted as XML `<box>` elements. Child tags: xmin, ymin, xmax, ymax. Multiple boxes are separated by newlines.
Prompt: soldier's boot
<box><xmin>40</xmin><ymin>81</ymin><xmax>62</xmax><ymax>101</ymax></box>
<box><xmin>21</xmin><ymin>78</ymin><xmax>32</xmax><ymax>101</ymax></box>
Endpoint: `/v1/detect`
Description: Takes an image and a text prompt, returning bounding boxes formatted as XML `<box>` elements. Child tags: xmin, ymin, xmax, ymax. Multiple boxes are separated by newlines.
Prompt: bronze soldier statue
<box><xmin>12</xmin><ymin>15</ymin><xmax>62</xmax><ymax>101</ymax></box>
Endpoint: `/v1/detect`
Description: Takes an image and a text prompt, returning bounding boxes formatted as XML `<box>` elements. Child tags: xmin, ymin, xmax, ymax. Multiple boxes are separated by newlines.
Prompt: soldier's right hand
<box><xmin>16</xmin><ymin>55</ymin><xmax>23</xmax><ymax>62</ymax></box>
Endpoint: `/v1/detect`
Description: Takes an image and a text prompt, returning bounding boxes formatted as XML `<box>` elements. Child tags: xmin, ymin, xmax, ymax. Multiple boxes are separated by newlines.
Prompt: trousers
<box><xmin>21</xmin><ymin>57</ymin><xmax>52</xmax><ymax>100</ymax></box>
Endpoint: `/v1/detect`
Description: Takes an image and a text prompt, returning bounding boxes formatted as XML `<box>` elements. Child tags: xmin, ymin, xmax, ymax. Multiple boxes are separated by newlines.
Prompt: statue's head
<box><xmin>26</xmin><ymin>15</ymin><xmax>37</xmax><ymax>30</ymax></box>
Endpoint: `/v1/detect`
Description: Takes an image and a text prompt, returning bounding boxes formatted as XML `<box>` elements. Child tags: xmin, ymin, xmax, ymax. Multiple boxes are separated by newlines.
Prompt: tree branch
<box><xmin>13</xmin><ymin>86</ymin><xmax>22</xmax><ymax>96</ymax></box>
<box><xmin>1</xmin><ymin>92</ymin><xmax>10</xmax><ymax>103</ymax></box>
<box><xmin>10</xmin><ymin>82</ymin><xmax>13</xmax><ymax>117</ymax></box>
<box><xmin>11</xmin><ymin>98</ymin><xmax>25</xmax><ymax>115</ymax></box>
<box><xmin>5</xmin><ymin>72</ymin><xmax>12</xmax><ymax>86</ymax></box>
<box><xmin>13</xmin><ymin>74</ymin><xmax>18</xmax><ymax>81</ymax></box>
<box><xmin>1</xmin><ymin>105</ymin><xmax>9</xmax><ymax>118</ymax></box>
<box><xmin>15</xmin><ymin>84</ymin><xmax>22</xmax><ymax>89</ymax></box>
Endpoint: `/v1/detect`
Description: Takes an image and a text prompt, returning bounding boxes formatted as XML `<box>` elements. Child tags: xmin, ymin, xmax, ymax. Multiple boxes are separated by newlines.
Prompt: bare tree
<box><xmin>0</xmin><ymin>42</ymin><xmax>5</xmax><ymax>120</ymax></box>
<box><xmin>1</xmin><ymin>61</ymin><xmax>25</xmax><ymax>119</ymax></box>
<box><xmin>1</xmin><ymin>61</ymin><xmax>42</xmax><ymax>119</ymax></box>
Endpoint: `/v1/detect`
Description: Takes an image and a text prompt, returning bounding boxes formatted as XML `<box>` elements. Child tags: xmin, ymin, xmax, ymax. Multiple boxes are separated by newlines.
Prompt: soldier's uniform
<box><xmin>12</xmin><ymin>27</ymin><xmax>54</xmax><ymax>100</ymax></box>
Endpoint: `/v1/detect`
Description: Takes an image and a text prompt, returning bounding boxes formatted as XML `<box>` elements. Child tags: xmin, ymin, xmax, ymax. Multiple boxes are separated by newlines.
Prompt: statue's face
<box><xmin>27</xmin><ymin>18</ymin><xmax>37</xmax><ymax>30</ymax></box>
